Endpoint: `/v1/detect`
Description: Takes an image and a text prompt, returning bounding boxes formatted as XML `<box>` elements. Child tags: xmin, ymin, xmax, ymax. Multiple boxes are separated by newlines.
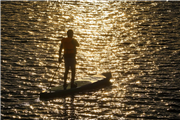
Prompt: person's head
<box><xmin>67</xmin><ymin>30</ymin><xmax>73</xmax><ymax>38</ymax></box>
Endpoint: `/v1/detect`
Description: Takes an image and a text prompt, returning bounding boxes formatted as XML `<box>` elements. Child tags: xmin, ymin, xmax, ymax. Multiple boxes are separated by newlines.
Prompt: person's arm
<box><xmin>73</xmin><ymin>39</ymin><xmax>79</xmax><ymax>47</ymax></box>
<box><xmin>59</xmin><ymin>43</ymin><xmax>63</xmax><ymax>63</ymax></box>
<box><xmin>72</xmin><ymin>39</ymin><xmax>79</xmax><ymax>55</ymax></box>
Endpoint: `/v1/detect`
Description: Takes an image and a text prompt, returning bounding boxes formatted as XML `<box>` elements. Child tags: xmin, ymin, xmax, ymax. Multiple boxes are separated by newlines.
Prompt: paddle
<box><xmin>47</xmin><ymin>37</ymin><xmax>63</xmax><ymax>92</ymax></box>
<box><xmin>47</xmin><ymin>57</ymin><xmax>63</xmax><ymax>92</ymax></box>
<box><xmin>47</xmin><ymin>36</ymin><xmax>64</xmax><ymax>91</ymax></box>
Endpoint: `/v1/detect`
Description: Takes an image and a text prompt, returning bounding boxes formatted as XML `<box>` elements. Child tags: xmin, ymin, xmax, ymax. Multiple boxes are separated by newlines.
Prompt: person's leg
<box><xmin>71</xmin><ymin>64</ymin><xmax>75</xmax><ymax>87</ymax></box>
<box><xmin>71</xmin><ymin>58</ymin><xmax>76</xmax><ymax>88</ymax></box>
<box><xmin>64</xmin><ymin>58</ymin><xmax>70</xmax><ymax>90</ymax></box>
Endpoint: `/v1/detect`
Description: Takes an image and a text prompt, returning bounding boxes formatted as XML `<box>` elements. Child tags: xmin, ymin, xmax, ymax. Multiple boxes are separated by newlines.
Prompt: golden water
<box><xmin>1</xmin><ymin>1</ymin><xmax>180</xmax><ymax>119</ymax></box>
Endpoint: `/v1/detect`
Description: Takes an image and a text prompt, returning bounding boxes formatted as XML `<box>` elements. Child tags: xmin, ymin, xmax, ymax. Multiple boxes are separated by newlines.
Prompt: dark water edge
<box><xmin>1</xmin><ymin>1</ymin><xmax>180</xmax><ymax>120</ymax></box>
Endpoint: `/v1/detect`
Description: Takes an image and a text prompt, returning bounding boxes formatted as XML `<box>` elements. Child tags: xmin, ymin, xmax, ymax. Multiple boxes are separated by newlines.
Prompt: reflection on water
<box><xmin>1</xmin><ymin>1</ymin><xmax>180</xmax><ymax>119</ymax></box>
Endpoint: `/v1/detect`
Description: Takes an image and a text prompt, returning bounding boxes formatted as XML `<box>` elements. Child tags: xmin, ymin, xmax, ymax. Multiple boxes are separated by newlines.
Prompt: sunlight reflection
<box><xmin>30</xmin><ymin>1</ymin><xmax>151</xmax><ymax>119</ymax></box>
<box><xmin>1</xmin><ymin>1</ymin><xmax>179</xmax><ymax>119</ymax></box>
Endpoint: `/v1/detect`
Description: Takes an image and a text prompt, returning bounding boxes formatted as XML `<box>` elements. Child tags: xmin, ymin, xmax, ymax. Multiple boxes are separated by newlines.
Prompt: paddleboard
<box><xmin>40</xmin><ymin>72</ymin><xmax>111</xmax><ymax>99</ymax></box>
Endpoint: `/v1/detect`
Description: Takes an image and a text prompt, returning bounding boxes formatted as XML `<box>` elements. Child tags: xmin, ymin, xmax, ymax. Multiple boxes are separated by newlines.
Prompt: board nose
<box><xmin>102</xmin><ymin>72</ymin><xmax>112</xmax><ymax>79</ymax></box>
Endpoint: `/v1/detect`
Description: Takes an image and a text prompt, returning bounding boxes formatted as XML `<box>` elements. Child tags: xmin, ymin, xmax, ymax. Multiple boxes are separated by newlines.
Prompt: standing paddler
<box><xmin>59</xmin><ymin>30</ymin><xmax>79</xmax><ymax>89</ymax></box>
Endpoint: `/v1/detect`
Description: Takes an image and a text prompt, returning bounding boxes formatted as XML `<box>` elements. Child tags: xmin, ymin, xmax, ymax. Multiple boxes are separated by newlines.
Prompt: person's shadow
<box><xmin>63</xmin><ymin>94</ymin><xmax>77</xmax><ymax>120</ymax></box>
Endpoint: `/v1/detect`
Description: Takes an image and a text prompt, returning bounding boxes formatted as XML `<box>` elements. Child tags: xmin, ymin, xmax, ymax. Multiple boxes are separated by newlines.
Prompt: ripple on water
<box><xmin>1</xmin><ymin>1</ymin><xmax>180</xmax><ymax>120</ymax></box>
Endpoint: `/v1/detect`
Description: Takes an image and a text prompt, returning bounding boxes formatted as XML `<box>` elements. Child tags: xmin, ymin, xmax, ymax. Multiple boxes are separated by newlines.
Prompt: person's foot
<box><xmin>71</xmin><ymin>83</ymin><xmax>77</xmax><ymax>88</ymax></box>
<box><xmin>63</xmin><ymin>84</ymin><xmax>68</xmax><ymax>90</ymax></box>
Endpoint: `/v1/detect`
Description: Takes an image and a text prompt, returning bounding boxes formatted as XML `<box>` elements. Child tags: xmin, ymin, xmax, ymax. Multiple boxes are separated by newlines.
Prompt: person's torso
<box><xmin>62</xmin><ymin>38</ymin><xmax>76</xmax><ymax>58</ymax></box>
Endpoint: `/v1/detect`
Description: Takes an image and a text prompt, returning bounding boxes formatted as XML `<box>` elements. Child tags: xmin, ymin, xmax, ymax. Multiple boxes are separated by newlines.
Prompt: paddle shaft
<box><xmin>47</xmin><ymin>37</ymin><xmax>64</xmax><ymax>91</ymax></box>
<box><xmin>48</xmin><ymin>57</ymin><xmax>63</xmax><ymax>91</ymax></box>
<box><xmin>48</xmin><ymin>64</ymin><xmax>60</xmax><ymax>90</ymax></box>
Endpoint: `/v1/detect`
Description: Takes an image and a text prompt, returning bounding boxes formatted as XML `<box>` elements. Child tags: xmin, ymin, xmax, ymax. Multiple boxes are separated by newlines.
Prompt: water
<box><xmin>1</xmin><ymin>1</ymin><xmax>180</xmax><ymax>119</ymax></box>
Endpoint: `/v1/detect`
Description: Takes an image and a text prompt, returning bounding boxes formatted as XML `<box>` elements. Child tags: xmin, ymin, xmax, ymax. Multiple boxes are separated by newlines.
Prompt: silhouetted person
<box><xmin>59</xmin><ymin>30</ymin><xmax>79</xmax><ymax>89</ymax></box>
